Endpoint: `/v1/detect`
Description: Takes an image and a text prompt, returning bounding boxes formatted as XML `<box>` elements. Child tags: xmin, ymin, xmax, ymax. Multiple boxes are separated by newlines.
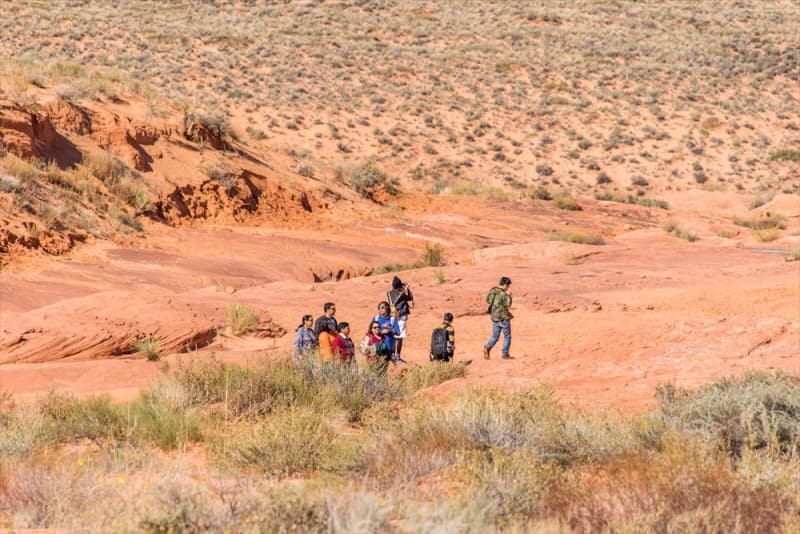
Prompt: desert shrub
<box><xmin>631</xmin><ymin>176</ymin><xmax>649</xmax><ymax>187</ymax></box>
<box><xmin>172</xmin><ymin>358</ymin><xmax>309</xmax><ymax>418</ymax></box>
<box><xmin>295</xmin><ymin>162</ymin><xmax>314</xmax><ymax>178</ymax></box>
<box><xmin>132</xmin><ymin>336</ymin><xmax>160</xmax><ymax>361</ymax></box>
<box><xmin>38</xmin><ymin>391</ymin><xmax>125</xmax><ymax>444</ymax></box>
<box><xmin>85</xmin><ymin>151</ymin><xmax>127</xmax><ymax>185</ymax></box>
<box><xmin>226</xmin><ymin>302</ymin><xmax>260</xmax><ymax>336</ymax></box>
<box><xmin>755</xmin><ymin>227</ymin><xmax>781</xmax><ymax>242</ymax></box>
<box><xmin>349</xmin><ymin>163</ymin><xmax>398</xmax><ymax>198</ymax></box>
<box><xmin>551</xmin><ymin>437</ymin><xmax>790</xmax><ymax>533</ymax></box>
<box><xmin>662</xmin><ymin>221</ymin><xmax>697</xmax><ymax>242</ymax></box>
<box><xmin>303</xmin><ymin>359</ymin><xmax>403</xmax><ymax>422</ymax></box>
<box><xmin>769</xmin><ymin>149</ymin><xmax>800</xmax><ymax>162</ymax></box>
<box><xmin>459</xmin><ymin>448</ymin><xmax>557</xmax><ymax>525</ymax></box>
<box><xmin>0</xmin><ymin>409</ymin><xmax>43</xmax><ymax>458</ymax></box>
<box><xmin>173</xmin><ymin>356</ymin><xmax>401</xmax><ymax>423</ymax></box>
<box><xmin>368</xmin><ymin>387</ymin><xmax>635</xmax><ymax>487</ymax></box>
<box><xmin>531</xmin><ymin>185</ymin><xmax>552</xmax><ymax>200</ymax></box>
<box><xmin>220</xmin><ymin>406</ymin><xmax>360</xmax><ymax>475</ymax></box>
<box><xmin>183</xmin><ymin>110</ymin><xmax>229</xmax><ymax>140</ymax></box>
<box><xmin>371</xmin><ymin>262</ymin><xmax>417</xmax><ymax>275</ymax></box>
<box><xmin>245</xmin><ymin>125</ymin><xmax>266</xmax><ymax>140</ymax></box>
<box><xmin>731</xmin><ymin>213</ymin><xmax>785</xmax><ymax>230</ymax></box>
<box><xmin>126</xmin><ymin>380</ymin><xmax>203</xmax><ymax>450</ymax></box>
<box><xmin>656</xmin><ymin>371</ymin><xmax>800</xmax><ymax>457</ymax></box>
<box><xmin>552</xmin><ymin>194</ymin><xmax>581</xmax><ymax>211</ymax></box>
<box><xmin>328</xmin><ymin>488</ymin><xmax>394</xmax><ymax>533</ymax></box>
<box><xmin>547</xmin><ymin>232</ymin><xmax>605</xmax><ymax>245</ymax></box>
<box><xmin>432</xmin><ymin>268</ymin><xmax>446</xmax><ymax>284</ymax></box>
<box><xmin>0</xmin><ymin>173</ymin><xmax>21</xmax><ymax>193</ymax></box>
<box><xmin>633</xmin><ymin>197</ymin><xmax>669</xmax><ymax>209</ymax></box>
<box><xmin>788</xmin><ymin>247</ymin><xmax>800</xmax><ymax>262</ymax></box>
<box><xmin>420</xmin><ymin>242</ymin><xmax>445</xmax><ymax>267</ymax></box>
<box><xmin>2</xmin><ymin>153</ymin><xmax>40</xmax><ymax>182</ymax></box>
<box><xmin>596</xmin><ymin>172</ymin><xmax>611</xmax><ymax>184</ymax></box>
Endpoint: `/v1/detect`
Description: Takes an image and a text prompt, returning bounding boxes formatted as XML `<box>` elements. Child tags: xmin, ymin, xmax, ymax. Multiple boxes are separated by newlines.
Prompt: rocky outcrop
<box><xmin>154</xmin><ymin>170</ymin><xmax>320</xmax><ymax>226</ymax></box>
<box><xmin>0</xmin><ymin>102</ymin><xmax>58</xmax><ymax>159</ymax></box>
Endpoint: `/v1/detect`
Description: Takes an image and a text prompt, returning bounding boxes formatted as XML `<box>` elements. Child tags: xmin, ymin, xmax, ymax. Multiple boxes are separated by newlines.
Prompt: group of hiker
<box><xmin>292</xmin><ymin>275</ymin><xmax>514</xmax><ymax>367</ymax></box>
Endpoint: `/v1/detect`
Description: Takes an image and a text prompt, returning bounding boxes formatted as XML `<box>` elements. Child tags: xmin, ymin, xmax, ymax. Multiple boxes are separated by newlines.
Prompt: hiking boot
<box><xmin>483</xmin><ymin>347</ymin><xmax>490</xmax><ymax>360</ymax></box>
<box><xmin>501</xmin><ymin>355</ymin><xmax>514</xmax><ymax>360</ymax></box>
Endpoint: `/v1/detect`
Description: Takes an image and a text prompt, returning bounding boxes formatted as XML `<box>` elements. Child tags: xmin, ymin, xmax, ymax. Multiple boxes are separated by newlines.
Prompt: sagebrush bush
<box><xmin>38</xmin><ymin>391</ymin><xmax>126</xmax><ymax>443</ymax></box>
<box><xmin>551</xmin><ymin>437</ymin><xmax>790</xmax><ymax>533</ymax></box>
<box><xmin>220</xmin><ymin>406</ymin><xmax>361</xmax><ymax>475</ymax></box>
<box><xmin>656</xmin><ymin>371</ymin><xmax>800</xmax><ymax>456</ymax></box>
<box><xmin>349</xmin><ymin>163</ymin><xmax>398</xmax><ymax>198</ymax></box>
<box><xmin>552</xmin><ymin>195</ymin><xmax>582</xmax><ymax>211</ymax></box>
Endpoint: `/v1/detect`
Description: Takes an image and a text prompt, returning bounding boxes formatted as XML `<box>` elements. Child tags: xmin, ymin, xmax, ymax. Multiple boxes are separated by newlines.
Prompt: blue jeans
<box><xmin>485</xmin><ymin>320</ymin><xmax>511</xmax><ymax>356</ymax></box>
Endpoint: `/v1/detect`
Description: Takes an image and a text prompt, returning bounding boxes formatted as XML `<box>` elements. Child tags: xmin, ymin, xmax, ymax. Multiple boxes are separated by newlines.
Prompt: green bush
<box><xmin>126</xmin><ymin>380</ymin><xmax>203</xmax><ymax>450</ymax></box>
<box><xmin>38</xmin><ymin>391</ymin><xmax>125</xmax><ymax>443</ymax></box>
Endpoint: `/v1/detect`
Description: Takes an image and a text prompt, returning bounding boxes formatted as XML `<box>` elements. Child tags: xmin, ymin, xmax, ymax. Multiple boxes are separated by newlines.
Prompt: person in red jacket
<box><xmin>332</xmin><ymin>322</ymin><xmax>355</xmax><ymax>363</ymax></box>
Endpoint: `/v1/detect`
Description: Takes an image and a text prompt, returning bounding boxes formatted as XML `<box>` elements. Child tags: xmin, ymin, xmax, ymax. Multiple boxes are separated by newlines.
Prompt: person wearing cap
<box><xmin>387</xmin><ymin>276</ymin><xmax>414</xmax><ymax>362</ymax></box>
<box><xmin>483</xmin><ymin>276</ymin><xmax>513</xmax><ymax>360</ymax></box>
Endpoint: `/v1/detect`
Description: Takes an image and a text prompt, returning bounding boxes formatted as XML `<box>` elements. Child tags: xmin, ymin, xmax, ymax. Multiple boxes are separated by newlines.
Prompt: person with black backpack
<box><xmin>430</xmin><ymin>312</ymin><xmax>455</xmax><ymax>362</ymax></box>
<box><xmin>483</xmin><ymin>276</ymin><xmax>513</xmax><ymax>360</ymax></box>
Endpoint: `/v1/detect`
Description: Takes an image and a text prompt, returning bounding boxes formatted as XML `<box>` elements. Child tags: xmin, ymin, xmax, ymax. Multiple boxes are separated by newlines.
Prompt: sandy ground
<box><xmin>2</xmin><ymin>191</ymin><xmax>798</xmax><ymax>414</ymax></box>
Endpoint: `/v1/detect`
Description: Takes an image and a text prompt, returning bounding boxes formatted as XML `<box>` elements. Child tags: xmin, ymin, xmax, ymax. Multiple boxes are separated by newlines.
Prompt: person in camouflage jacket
<box><xmin>483</xmin><ymin>276</ymin><xmax>513</xmax><ymax>359</ymax></box>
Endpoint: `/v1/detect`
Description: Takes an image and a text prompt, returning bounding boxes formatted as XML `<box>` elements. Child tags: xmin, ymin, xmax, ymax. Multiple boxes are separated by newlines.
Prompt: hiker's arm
<box><xmin>293</xmin><ymin>330</ymin><xmax>302</xmax><ymax>354</ymax></box>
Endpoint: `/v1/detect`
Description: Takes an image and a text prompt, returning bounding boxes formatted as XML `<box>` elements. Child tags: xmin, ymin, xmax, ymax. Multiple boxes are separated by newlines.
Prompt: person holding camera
<box><xmin>387</xmin><ymin>276</ymin><xmax>414</xmax><ymax>362</ymax></box>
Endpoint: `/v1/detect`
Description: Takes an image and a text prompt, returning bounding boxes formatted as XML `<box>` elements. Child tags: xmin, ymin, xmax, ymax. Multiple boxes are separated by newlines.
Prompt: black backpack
<box><xmin>430</xmin><ymin>327</ymin><xmax>451</xmax><ymax>362</ymax></box>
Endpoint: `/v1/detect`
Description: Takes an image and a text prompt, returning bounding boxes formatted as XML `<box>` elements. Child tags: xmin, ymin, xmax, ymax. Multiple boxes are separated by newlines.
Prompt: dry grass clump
<box><xmin>552</xmin><ymin>194</ymin><xmax>582</xmax><ymax>211</ymax></box>
<box><xmin>732</xmin><ymin>213</ymin><xmax>786</xmax><ymax>231</ymax></box>
<box><xmin>132</xmin><ymin>336</ymin><xmax>160</xmax><ymax>361</ymax></box>
<box><xmin>663</xmin><ymin>220</ymin><xmax>698</xmax><ymax>242</ymax></box>
<box><xmin>225</xmin><ymin>302</ymin><xmax>260</xmax><ymax>336</ymax></box>
<box><xmin>547</xmin><ymin>232</ymin><xmax>605</xmax><ymax>245</ymax></box>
